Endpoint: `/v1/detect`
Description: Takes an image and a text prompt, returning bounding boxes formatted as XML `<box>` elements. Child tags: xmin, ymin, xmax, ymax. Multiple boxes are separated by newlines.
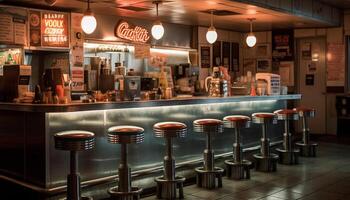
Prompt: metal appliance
<box><xmin>256</xmin><ymin>73</ymin><xmax>281</xmax><ymax>96</ymax></box>
<box><xmin>124</xmin><ymin>76</ymin><xmax>141</xmax><ymax>101</ymax></box>
<box><xmin>205</xmin><ymin>67</ymin><xmax>228</xmax><ymax>97</ymax></box>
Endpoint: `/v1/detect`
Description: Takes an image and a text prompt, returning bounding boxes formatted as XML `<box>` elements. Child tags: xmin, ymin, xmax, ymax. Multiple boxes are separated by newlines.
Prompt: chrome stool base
<box><xmin>295</xmin><ymin>142</ymin><xmax>318</xmax><ymax>157</ymax></box>
<box><xmin>195</xmin><ymin>167</ymin><xmax>224</xmax><ymax>189</ymax></box>
<box><xmin>108</xmin><ymin>186</ymin><xmax>142</xmax><ymax>200</ymax></box>
<box><xmin>253</xmin><ymin>153</ymin><xmax>278</xmax><ymax>172</ymax></box>
<box><xmin>276</xmin><ymin>148</ymin><xmax>299</xmax><ymax>165</ymax></box>
<box><xmin>225</xmin><ymin>160</ymin><xmax>252</xmax><ymax>180</ymax></box>
<box><xmin>155</xmin><ymin>176</ymin><xmax>185</xmax><ymax>199</ymax></box>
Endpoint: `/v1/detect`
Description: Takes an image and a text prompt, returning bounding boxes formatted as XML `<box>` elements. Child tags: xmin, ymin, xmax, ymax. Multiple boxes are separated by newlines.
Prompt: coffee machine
<box><xmin>0</xmin><ymin>65</ymin><xmax>32</xmax><ymax>102</ymax></box>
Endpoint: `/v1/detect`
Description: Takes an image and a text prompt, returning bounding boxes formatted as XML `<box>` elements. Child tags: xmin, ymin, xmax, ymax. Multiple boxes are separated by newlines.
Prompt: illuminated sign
<box><xmin>115</xmin><ymin>20</ymin><xmax>150</xmax><ymax>43</ymax></box>
<box><xmin>41</xmin><ymin>12</ymin><xmax>69</xmax><ymax>47</ymax></box>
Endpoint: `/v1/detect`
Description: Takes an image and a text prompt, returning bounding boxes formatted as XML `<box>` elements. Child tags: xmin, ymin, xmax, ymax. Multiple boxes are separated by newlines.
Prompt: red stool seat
<box><xmin>252</xmin><ymin>113</ymin><xmax>277</xmax><ymax>124</ymax></box>
<box><xmin>108</xmin><ymin>125</ymin><xmax>145</xmax><ymax>144</ymax></box>
<box><xmin>153</xmin><ymin>122</ymin><xmax>187</xmax><ymax>138</ymax></box>
<box><xmin>223</xmin><ymin>115</ymin><xmax>251</xmax><ymax>129</ymax></box>
<box><xmin>193</xmin><ymin>119</ymin><xmax>224</xmax><ymax>133</ymax></box>
<box><xmin>293</xmin><ymin>107</ymin><xmax>316</xmax><ymax>118</ymax></box>
<box><xmin>274</xmin><ymin>109</ymin><xmax>299</xmax><ymax>120</ymax></box>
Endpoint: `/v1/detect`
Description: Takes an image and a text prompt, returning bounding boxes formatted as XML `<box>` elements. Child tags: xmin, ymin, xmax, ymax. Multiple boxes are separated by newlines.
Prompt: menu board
<box><xmin>41</xmin><ymin>12</ymin><xmax>69</xmax><ymax>47</ymax></box>
<box><xmin>0</xmin><ymin>14</ymin><xmax>14</xmax><ymax>43</ymax></box>
<box><xmin>71</xmin><ymin>66</ymin><xmax>84</xmax><ymax>91</ymax></box>
<box><xmin>272</xmin><ymin>29</ymin><xmax>294</xmax><ymax>62</ymax></box>
<box><xmin>0</xmin><ymin>7</ymin><xmax>27</xmax><ymax>45</ymax></box>
<box><xmin>134</xmin><ymin>44</ymin><xmax>150</xmax><ymax>59</ymax></box>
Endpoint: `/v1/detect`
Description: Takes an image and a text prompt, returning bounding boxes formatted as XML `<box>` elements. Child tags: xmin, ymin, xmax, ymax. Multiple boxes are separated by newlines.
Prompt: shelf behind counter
<box><xmin>0</xmin><ymin>94</ymin><xmax>301</xmax><ymax>112</ymax></box>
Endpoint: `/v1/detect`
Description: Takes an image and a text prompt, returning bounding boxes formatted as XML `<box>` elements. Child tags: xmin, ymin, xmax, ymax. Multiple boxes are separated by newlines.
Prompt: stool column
<box><xmin>302</xmin><ymin>117</ymin><xmax>310</xmax><ymax>144</ymax></box>
<box><xmin>260</xmin><ymin>122</ymin><xmax>270</xmax><ymax>157</ymax></box>
<box><xmin>283</xmin><ymin>118</ymin><xmax>292</xmax><ymax>151</ymax></box>
<box><xmin>233</xmin><ymin>127</ymin><xmax>242</xmax><ymax>163</ymax></box>
<box><xmin>164</xmin><ymin>137</ymin><xmax>175</xmax><ymax>180</ymax></box>
<box><xmin>204</xmin><ymin>132</ymin><xmax>214</xmax><ymax>171</ymax></box>
<box><xmin>68</xmin><ymin>151</ymin><xmax>80</xmax><ymax>200</ymax></box>
<box><xmin>118</xmin><ymin>143</ymin><xmax>131</xmax><ymax>193</ymax></box>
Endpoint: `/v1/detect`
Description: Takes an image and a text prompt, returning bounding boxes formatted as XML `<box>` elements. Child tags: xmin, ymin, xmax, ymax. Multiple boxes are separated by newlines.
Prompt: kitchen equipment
<box><xmin>255</xmin><ymin>73</ymin><xmax>280</xmax><ymax>96</ymax></box>
<box><xmin>141</xmin><ymin>77</ymin><xmax>159</xmax><ymax>91</ymax></box>
<box><xmin>205</xmin><ymin>67</ymin><xmax>228</xmax><ymax>97</ymax></box>
<box><xmin>124</xmin><ymin>76</ymin><xmax>141</xmax><ymax>101</ymax></box>
<box><xmin>0</xmin><ymin>65</ymin><xmax>32</xmax><ymax>102</ymax></box>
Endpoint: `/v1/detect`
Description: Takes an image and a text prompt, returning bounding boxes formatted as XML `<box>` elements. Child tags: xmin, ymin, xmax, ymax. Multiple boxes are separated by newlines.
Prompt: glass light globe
<box><xmin>151</xmin><ymin>21</ymin><xmax>164</xmax><ymax>40</ymax></box>
<box><xmin>81</xmin><ymin>11</ymin><xmax>97</xmax><ymax>34</ymax></box>
<box><xmin>206</xmin><ymin>26</ymin><xmax>217</xmax><ymax>44</ymax></box>
<box><xmin>246</xmin><ymin>33</ymin><xmax>257</xmax><ymax>47</ymax></box>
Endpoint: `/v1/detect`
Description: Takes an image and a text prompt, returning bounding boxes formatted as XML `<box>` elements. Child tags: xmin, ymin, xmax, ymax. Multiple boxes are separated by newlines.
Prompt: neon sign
<box><xmin>115</xmin><ymin>20</ymin><xmax>150</xmax><ymax>43</ymax></box>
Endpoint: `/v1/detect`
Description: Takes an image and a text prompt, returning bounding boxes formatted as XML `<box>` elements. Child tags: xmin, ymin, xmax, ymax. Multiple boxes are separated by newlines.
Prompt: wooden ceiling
<box><xmin>0</xmin><ymin>0</ymin><xmax>337</xmax><ymax>32</ymax></box>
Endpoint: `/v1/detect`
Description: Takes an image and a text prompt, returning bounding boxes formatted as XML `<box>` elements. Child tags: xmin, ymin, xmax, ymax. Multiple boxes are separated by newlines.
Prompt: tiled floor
<box><xmin>142</xmin><ymin>142</ymin><xmax>350</xmax><ymax>200</ymax></box>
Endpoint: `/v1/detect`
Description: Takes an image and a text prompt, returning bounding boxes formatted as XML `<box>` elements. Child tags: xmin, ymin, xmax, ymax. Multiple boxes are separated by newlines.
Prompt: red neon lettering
<box><xmin>116</xmin><ymin>22</ymin><xmax>150</xmax><ymax>43</ymax></box>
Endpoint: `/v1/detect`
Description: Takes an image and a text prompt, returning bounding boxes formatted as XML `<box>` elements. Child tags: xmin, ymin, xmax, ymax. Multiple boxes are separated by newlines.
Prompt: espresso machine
<box><xmin>205</xmin><ymin>67</ymin><xmax>228</xmax><ymax>97</ymax></box>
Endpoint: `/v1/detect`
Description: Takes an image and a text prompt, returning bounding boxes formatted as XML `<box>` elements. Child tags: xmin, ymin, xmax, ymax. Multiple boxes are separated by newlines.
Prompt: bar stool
<box><xmin>294</xmin><ymin>107</ymin><xmax>318</xmax><ymax>157</ymax></box>
<box><xmin>274</xmin><ymin>109</ymin><xmax>300</xmax><ymax>165</ymax></box>
<box><xmin>252</xmin><ymin>113</ymin><xmax>279</xmax><ymax>172</ymax></box>
<box><xmin>223</xmin><ymin>115</ymin><xmax>252</xmax><ymax>180</ymax></box>
<box><xmin>153</xmin><ymin>122</ymin><xmax>187</xmax><ymax>199</ymax></box>
<box><xmin>54</xmin><ymin>130</ymin><xmax>95</xmax><ymax>200</ymax></box>
<box><xmin>107</xmin><ymin>125</ymin><xmax>144</xmax><ymax>199</ymax></box>
<box><xmin>193</xmin><ymin>119</ymin><xmax>224</xmax><ymax>189</ymax></box>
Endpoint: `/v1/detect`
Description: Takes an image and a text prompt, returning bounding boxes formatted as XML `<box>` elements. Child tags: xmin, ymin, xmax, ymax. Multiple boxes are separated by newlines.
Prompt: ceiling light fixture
<box><xmin>151</xmin><ymin>1</ymin><xmax>165</xmax><ymax>40</ymax></box>
<box><xmin>206</xmin><ymin>10</ymin><xmax>218</xmax><ymax>44</ymax></box>
<box><xmin>246</xmin><ymin>18</ymin><xmax>257</xmax><ymax>48</ymax></box>
<box><xmin>81</xmin><ymin>0</ymin><xmax>97</xmax><ymax>34</ymax></box>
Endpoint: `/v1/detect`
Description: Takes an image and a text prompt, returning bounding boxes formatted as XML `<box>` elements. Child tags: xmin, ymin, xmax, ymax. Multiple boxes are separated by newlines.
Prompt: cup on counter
<box><xmin>280</xmin><ymin>86</ymin><xmax>288</xmax><ymax>95</ymax></box>
<box><xmin>257</xmin><ymin>87</ymin><xmax>266</xmax><ymax>96</ymax></box>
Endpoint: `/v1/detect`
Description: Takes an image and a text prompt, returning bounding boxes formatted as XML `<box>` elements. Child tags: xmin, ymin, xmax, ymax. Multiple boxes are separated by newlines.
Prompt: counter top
<box><xmin>0</xmin><ymin>94</ymin><xmax>301</xmax><ymax>113</ymax></box>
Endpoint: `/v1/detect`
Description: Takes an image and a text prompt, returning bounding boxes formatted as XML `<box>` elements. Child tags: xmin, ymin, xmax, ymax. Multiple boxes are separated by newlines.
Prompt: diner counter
<box><xmin>0</xmin><ymin>94</ymin><xmax>301</xmax><ymax>112</ymax></box>
<box><xmin>0</xmin><ymin>94</ymin><xmax>301</xmax><ymax>193</ymax></box>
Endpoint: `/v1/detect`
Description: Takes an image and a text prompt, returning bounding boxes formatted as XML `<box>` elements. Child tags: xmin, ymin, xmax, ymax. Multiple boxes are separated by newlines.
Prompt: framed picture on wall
<box><xmin>256</xmin><ymin>59</ymin><xmax>271</xmax><ymax>72</ymax></box>
<box><xmin>231</xmin><ymin>42</ymin><xmax>239</xmax><ymax>72</ymax></box>
<box><xmin>256</xmin><ymin>43</ymin><xmax>271</xmax><ymax>58</ymax></box>
<box><xmin>200</xmin><ymin>46</ymin><xmax>211</xmax><ymax>68</ymax></box>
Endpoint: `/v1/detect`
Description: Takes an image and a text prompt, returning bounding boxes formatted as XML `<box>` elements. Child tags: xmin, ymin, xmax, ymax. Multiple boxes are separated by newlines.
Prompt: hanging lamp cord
<box><xmin>87</xmin><ymin>0</ymin><xmax>90</xmax><ymax>10</ymax></box>
<box><xmin>210</xmin><ymin>10</ymin><xmax>213</xmax><ymax>27</ymax></box>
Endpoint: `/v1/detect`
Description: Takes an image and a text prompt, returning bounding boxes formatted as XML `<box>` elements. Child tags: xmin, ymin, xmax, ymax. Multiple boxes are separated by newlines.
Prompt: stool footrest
<box><xmin>225</xmin><ymin>160</ymin><xmax>252</xmax><ymax>180</ymax></box>
<box><xmin>195</xmin><ymin>167</ymin><xmax>224</xmax><ymax>189</ymax></box>
<box><xmin>253</xmin><ymin>153</ymin><xmax>279</xmax><ymax>172</ymax></box>
<box><xmin>295</xmin><ymin>142</ymin><xmax>318</xmax><ymax>157</ymax></box>
<box><xmin>108</xmin><ymin>186</ymin><xmax>143</xmax><ymax>200</ymax></box>
<box><xmin>276</xmin><ymin>148</ymin><xmax>300</xmax><ymax>165</ymax></box>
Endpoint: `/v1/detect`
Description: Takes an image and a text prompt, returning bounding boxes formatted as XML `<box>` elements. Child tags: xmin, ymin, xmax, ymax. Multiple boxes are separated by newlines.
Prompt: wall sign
<box><xmin>272</xmin><ymin>29</ymin><xmax>294</xmax><ymax>62</ymax></box>
<box><xmin>41</xmin><ymin>12</ymin><xmax>69</xmax><ymax>47</ymax></box>
<box><xmin>115</xmin><ymin>20</ymin><xmax>150</xmax><ymax>43</ymax></box>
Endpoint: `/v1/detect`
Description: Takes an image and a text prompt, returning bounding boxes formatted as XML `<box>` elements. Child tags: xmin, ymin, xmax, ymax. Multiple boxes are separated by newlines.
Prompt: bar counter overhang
<box><xmin>0</xmin><ymin>94</ymin><xmax>301</xmax><ymax>194</ymax></box>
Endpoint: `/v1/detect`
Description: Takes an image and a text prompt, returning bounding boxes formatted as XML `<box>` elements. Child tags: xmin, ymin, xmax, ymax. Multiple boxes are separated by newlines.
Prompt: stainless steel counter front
<box><xmin>0</xmin><ymin>95</ymin><xmax>301</xmax><ymax>194</ymax></box>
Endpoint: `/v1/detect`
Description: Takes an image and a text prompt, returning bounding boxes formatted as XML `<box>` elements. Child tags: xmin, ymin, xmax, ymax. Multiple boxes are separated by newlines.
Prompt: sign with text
<box><xmin>115</xmin><ymin>20</ymin><xmax>150</xmax><ymax>43</ymax></box>
<box><xmin>41</xmin><ymin>12</ymin><xmax>69</xmax><ymax>47</ymax></box>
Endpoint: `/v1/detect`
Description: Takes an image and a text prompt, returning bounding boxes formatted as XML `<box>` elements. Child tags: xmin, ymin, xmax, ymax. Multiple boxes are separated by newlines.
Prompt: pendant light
<box><xmin>206</xmin><ymin>10</ymin><xmax>218</xmax><ymax>44</ymax></box>
<box><xmin>151</xmin><ymin>1</ymin><xmax>165</xmax><ymax>40</ymax></box>
<box><xmin>81</xmin><ymin>0</ymin><xmax>97</xmax><ymax>34</ymax></box>
<box><xmin>246</xmin><ymin>18</ymin><xmax>257</xmax><ymax>48</ymax></box>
